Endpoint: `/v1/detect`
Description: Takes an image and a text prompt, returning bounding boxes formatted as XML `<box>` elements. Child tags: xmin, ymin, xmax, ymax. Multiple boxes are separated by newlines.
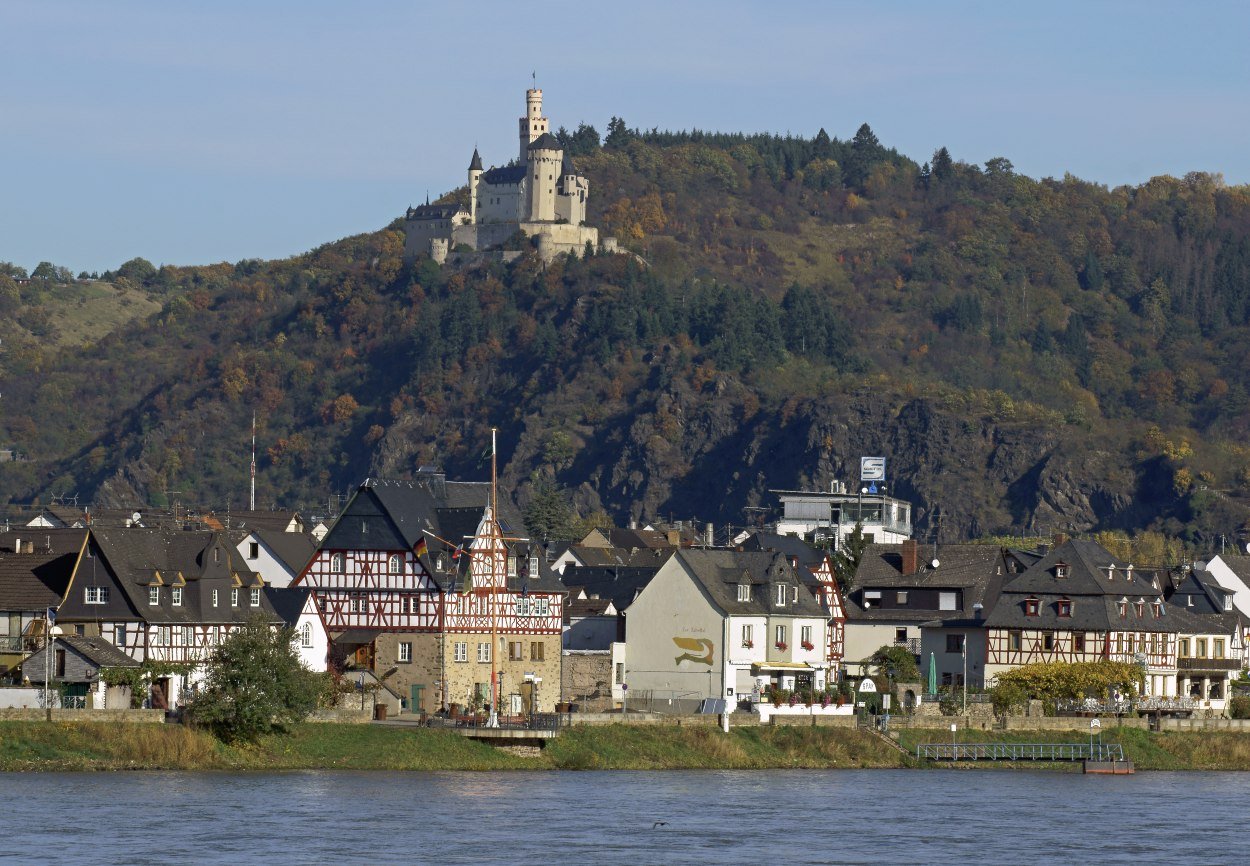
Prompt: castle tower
<box><xmin>526</xmin><ymin>133</ymin><xmax>562</xmax><ymax>221</ymax></box>
<box><xmin>519</xmin><ymin>88</ymin><xmax>548</xmax><ymax>162</ymax></box>
<box><xmin>468</xmin><ymin>148</ymin><xmax>483</xmax><ymax>224</ymax></box>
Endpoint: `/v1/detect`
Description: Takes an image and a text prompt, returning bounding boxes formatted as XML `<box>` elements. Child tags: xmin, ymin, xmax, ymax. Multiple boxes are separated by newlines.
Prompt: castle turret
<box><xmin>468</xmin><ymin>147</ymin><xmax>483</xmax><ymax>224</ymax></box>
<box><xmin>526</xmin><ymin>132</ymin><xmax>562</xmax><ymax>221</ymax></box>
<box><xmin>519</xmin><ymin>88</ymin><xmax>548</xmax><ymax>162</ymax></box>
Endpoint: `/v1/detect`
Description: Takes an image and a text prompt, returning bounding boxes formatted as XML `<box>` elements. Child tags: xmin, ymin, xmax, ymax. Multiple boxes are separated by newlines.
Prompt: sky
<box><xmin>3</xmin><ymin>0</ymin><xmax>1249</xmax><ymax>274</ymax></box>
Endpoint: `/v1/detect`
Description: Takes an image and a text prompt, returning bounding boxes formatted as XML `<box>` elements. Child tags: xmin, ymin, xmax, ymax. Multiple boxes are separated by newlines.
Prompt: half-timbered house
<box><xmin>56</xmin><ymin>528</ymin><xmax>282</xmax><ymax>707</ymax></box>
<box><xmin>983</xmin><ymin>539</ymin><xmax>1180</xmax><ymax>696</ymax></box>
<box><xmin>296</xmin><ymin>473</ymin><xmax>565</xmax><ymax>715</ymax></box>
<box><xmin>1164</xmin><ymin>567</ymin><xmax>1245</xmax><ymax>712</ymax></box>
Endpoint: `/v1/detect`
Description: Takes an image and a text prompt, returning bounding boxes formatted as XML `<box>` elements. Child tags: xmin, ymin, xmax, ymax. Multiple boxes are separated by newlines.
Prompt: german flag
<box><xmin>414</xmin><ymin>537</ymin><xmax>428</xmax><ymax>558</ymax></box>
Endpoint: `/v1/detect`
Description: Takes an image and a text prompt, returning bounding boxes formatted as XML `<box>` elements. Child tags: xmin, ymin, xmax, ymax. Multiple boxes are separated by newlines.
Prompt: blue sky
<box><xmin>3</xmin><ymin>1</ymin><xmax>1248</xmax><ymax>273</ymax></box>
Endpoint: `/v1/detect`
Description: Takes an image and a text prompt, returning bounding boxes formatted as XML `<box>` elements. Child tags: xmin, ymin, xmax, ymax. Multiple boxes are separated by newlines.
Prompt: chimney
<box><xmin>705</xmin><ymin>522</ymin><xmax>714</xmax><ymax>547</ymax></box>
<box><xmin>1126</xmin><ymin>564</ymin><xmax>1134</xmax><ymax>582</ymax></box>
<box><xmin>1053</xmin><ymin>532</ymin><xmax>1069</xmax><ymax>547</ymax></box>
<box><xmin>973</xmin><ymin>602</ymin><xmax>984</xmax><ymax>621</ymax></box>
<box><xmin>901</xmin><ymin>538</ymin><xmax>920</xmax><ymax>576</ymax></box>
<box><xmin>23</xmin><ymin>540</ymin><xmax>33</xmax><ymax>554</ymax></box>
<box><xmin>667</xmin><ymin>529</ymin><xmax>680</xmax><ymax>548</ymax></box>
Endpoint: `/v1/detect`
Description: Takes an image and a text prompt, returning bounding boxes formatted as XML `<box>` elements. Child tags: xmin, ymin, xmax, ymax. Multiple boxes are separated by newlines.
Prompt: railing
<box><xmin>893</xmin><ymin>638</ymin><xmax>921</xmax><ymax>654</ymax></box>
<box><xmin>1177</xmin><ymin>657</ymin><xmax>1241</xmax><ymax>671</ymax></box>
<box><xmin>1057</xmin><ymin>696</ymin><xmax>1199</xmax><ymax>715</ymax></box>
<box><xmin>427</xmin><ymin>712</ymin><xmax>568</xmax><ymax>732</ymax></box>
<box><xmin>0</xmin><ymin>635</ymin><xmax>26</xmax><ymax>653</ymax></box>
<box><xmin>919</xmin><ymin>692</ymin><xmax>992</xmax><ymax>704</ymax></box>
<box><xmin>916</xmin><ymin>742</ymin><xmax>1126</xmax><ymax>762</ymax></box>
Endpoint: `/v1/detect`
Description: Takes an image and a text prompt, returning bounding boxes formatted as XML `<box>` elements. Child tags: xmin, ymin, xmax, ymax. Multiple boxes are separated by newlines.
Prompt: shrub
<box><xmin>1230</xmin><ymin>696</ymin><xmax>1250</xmax><ymax>720</ymax></box>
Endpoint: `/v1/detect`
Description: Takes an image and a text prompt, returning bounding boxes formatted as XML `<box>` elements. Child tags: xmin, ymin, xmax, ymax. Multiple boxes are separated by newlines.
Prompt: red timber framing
<box><xmin>987</xmin><ymin>628</ymin><xmax>1177</xmax><ymax>669</ymax></box>
<box><xmin>810</xmin><ymin>555</ymin><xmax>846</xmax><ymax>664</ymax></box>
<box><xmin>142</xmin><ymin>623</ymin><xmax>246</xmax><ymax>664</ymax></box>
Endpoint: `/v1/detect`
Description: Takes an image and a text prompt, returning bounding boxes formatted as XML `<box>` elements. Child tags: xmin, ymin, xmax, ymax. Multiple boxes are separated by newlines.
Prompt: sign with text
<box><xmin>860</xmin><ymin>456</ymin><xmax>886</xmax><ymax>482</ymax></box>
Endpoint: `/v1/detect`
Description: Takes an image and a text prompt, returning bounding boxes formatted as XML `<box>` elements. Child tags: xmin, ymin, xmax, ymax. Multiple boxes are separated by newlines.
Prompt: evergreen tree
<box><xmin>931</xmin><ymin>146</ymin><xmax>954</xmax><ymax>181</ymax></box>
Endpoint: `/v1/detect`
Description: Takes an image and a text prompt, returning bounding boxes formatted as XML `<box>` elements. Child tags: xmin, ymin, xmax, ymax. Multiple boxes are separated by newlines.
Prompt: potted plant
<box><xmin>742</xmin><ymin>639</ymin><xmax>754</xmax><ymax>648</ymax></box>
<box><xmin>801</xmin><ymin>640</ymin><xmax>814</xmax><ymax>651</ymax></box>
<box><xmin>776</xmin><ymin>641</ymin><xmax>788</xmax><ymax>651</ymax></box>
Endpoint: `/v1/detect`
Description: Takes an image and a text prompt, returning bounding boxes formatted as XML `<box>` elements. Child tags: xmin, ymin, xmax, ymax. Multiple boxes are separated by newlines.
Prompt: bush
<box><xmin>1230</xmin><ymin>696</ymin><xmax>1250</xmax><ymax>720</ymax></box>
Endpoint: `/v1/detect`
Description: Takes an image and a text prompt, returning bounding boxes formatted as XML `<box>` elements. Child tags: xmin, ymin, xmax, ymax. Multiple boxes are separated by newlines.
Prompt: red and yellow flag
<box><xmin>414</xmin><ymin>537</ymin><xmax>428</xmax><ymax>558</ymax></box>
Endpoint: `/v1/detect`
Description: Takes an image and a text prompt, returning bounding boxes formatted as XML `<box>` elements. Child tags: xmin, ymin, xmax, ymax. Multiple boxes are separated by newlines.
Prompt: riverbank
<box><xmin>4</xmin><ymin>721</ymin><xmax>1250</xmax><ymax>771</ymax></box>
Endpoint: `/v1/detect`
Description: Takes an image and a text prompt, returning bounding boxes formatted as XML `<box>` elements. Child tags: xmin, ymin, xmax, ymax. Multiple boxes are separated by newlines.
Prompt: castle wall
<box><xmin>525</xmin><ymin>222</ymin><xmax>599</xmax><ymax>261</ymax></box>
<box><xmin>478</xmin><ymin>181</ymin><xmax>524</xmax><ymax>224</ymax></box>
<box><xmin>527</xmin><ymin>151</ymin><xmax>560</xmax><ymax>221</ymax></box>
<box><xmin>403</xmin><ymin>219</ymin><xmax>452</xmax><ymax>260</ymax></box>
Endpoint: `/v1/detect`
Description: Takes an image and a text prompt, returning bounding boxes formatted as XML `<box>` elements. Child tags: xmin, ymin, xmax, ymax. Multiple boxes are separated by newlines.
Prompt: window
<box><xmin>158</xmin><ymin>626</ymin><xmax>171</xmax><ymax>647</ymax></box>
<box><xmin>1214</xmin><ymin>639</ymin><xmax>1225</xmax><ymax>659</ymax></box>
<box><xmin>1054</xmin><ymin>563</ymin><xmax>1068</xmax><ymax>578</ymax></box>
<box><xmin>300</xmin><ymin>622</ymin><xmax>312</xmax><ymax>648</ymax></box>
<box><xmin>231</xmin><ymin>588</ymin><xmax>239</xmax><ymax>607</ymax></box>
<box><xmin>741</xmin><ymin>623</ymin><xmax>754</xmax><ymax>646</ymax></box>
<box><xmin>775</xmin><ymin>625</ymin><xmax>787</xmax><ymax>648</ymax></box>
<box><xmin>148</xmin><ymin>586</ymin><xmax>160</xmax><ymax>606</ymax></box>
<box><xmin>115</xmin><ymin>624</ymin><xmax>127</xmax><ymax>648</ymax></box>
<box><xmin>1117</xmin><ymin>598</ymin><xmax>1127</xmax><ymax>618</ymax></box>
<box><xmin>1225</xmin><ymin>596</ymin><xmax>1233</xmax><ymax>611</ymax></box>
<box><xmin>389</xmin><ymin>554</ymin><xmax>402</xmax><ymax>575</ymax></box>
<box><xmin>477</xmin><ymin>642</ymin><xmax>491</xmax><ymax>663</ymax></box>
<box><xmin>615</xmin><ymin>662</ymin><xmax>624</xmax><ymax>684</ymax></box>
<box><xmin>1008</xmin><ymin>630</ymin><xmax>1022</xmax><ymax>651</ymax></box>
<box><xmin>1042</xmin><ymin>633</ymin><xmax>1055</xmax><ymax>651</ymax></box>
<box><xmin>250</xmin><ymin>588</ymin><xmax>261</xmax><ymax>607</ymax></box>
<box><xmin>330</xmin><ymin>553</ymin><xmax>345</xmax><ymax>573</ymax></box>
<box><xmin>507</xmin><ymin>555</ymin><xmax>517</xmax><ymax>578</ymax></box>
<box><xmin>1135</xmin><ymin>600</ymin><xmax>1145</xmax><ymax>617</ymax></box>
<box><xmin>1057</xmin><ymin>599</ymin><xmax>1072</xmax><ymax>618</ymax></box>
<box><xmin>212</xmin><ymin>589</ymin><xmax>219</xmax><ymax>607</ymax></box>
<box><xmin>509</xmin><ymin>641</ymin><xmax>524</xmax><ymax>660</ymax></box>
<box><xmin>172</xmin><ymin>587</ymin><xmax>183</xmax><ymax>607</ymax></box>
<box><xmin>1024</xmin><ymin>597</ymin><xmax>1040</xmax><ymax>617</ymax></box>
<box><xmin>349</xmin><ymin>595</ymin><xmax>367</xmax><ymax>614</ymax></box>
<box><xmin>939</xmin><ymin>591</ymin><xmax>958</xmax><ymax>611</ymax></box>
<box><xmin>946</xmin><ymin>634</ymin><xmax>965</xmax><ymax>654</ymax></box>
<box><xmin>1152</xmin><ymin>601</ymin><xmax>1163</xmax><ymax>618</ymax></box>
<box><xmin>1074</xmin><ymin>633</ymin><xmax>1086</xmax><ymax>652</ymax></box>
<box><xmin>454</xmin><ymin>641</ymin><xmax>468</xmax><ymax>662</ymax></box>
<box><xmin>895</xmin><ymin>627</ymin><xmax>907</xmax><ymax>643</ymax></box>
<box><xmin>85</xmin><ymin>586</ymin><xmax>109</xmax><ymax>605</ymax></box>
<box><xmin>801</xmin><ymin>625</ymin><xmax>813</xmax><ymax>648</ymax></box>
<box><xmin>517</xmin><ymin>597</ymin><xmax>530</xmax><ymax>617</ymax></box>
<box><xmin>792</xmin><ymin>585</ymin><xmax>799</xmax><ymax>603</ymax></box>
<box><xmin>530</xmin><ymin>641</ymin><xmax>545</xmax><ymax>661</ymax></box>
<box><xmin>896</xmin><ymin>591</ymin><xmax>909</xmax><ymax>605</ymax></box>
<box><xmin>249</xmin><ymin>542</ymin><xmax>259</xmax><ymax>560</ymax></box>
<box><xmin>737</xmin><ymin>584</ymin><xmax>750</xmax><ymax>602</ymax></box>
<box><xmin>213</xmin><ymin>548</ymin><xmax>220</xmax><ymax>563</ymax></box>
<box><xmin>399</xmin><ymin>642</ymin><xmax>412</xmax><ymax>663</ymax></box>
<box><xmin>535</xmin><ymin>597</ymin><xmax>550</xmax><ymax>617</ymax></box>
<box><xmin>1196</xmin><ymin>638</ymin><xmax>1208</xmax><ymax>658</ymax></box>
<box><xmin>1178</xmin><ymin>638</ymin><xmax>1190</xmax><ymax>658</ymax></box>
<box><xmin>775</xmin><ymin>584</ymin><xmax>786</xmax><ymax>606</ymax></box>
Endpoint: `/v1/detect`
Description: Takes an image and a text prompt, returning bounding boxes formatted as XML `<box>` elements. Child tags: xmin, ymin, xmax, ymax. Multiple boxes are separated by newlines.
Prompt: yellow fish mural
<box><xmin>673</xmin><ymin>636</ymin><xmax>714</xmax><ymax>666</ymax></box>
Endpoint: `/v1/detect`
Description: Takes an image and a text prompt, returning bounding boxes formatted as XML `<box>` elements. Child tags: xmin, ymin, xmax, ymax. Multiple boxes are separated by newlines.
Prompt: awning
<box><xmin>331</xmin><ymin>629</ymin><xmax>378</xmax><ymax>646</ymax></box>
<box><xmin>751</xmin><ymin>661</ymin><xmax>816</xmax><ymax>672</ymax></box>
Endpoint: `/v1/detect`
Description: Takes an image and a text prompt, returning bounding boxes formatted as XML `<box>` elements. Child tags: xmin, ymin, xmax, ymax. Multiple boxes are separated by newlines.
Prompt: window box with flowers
<box><xmin>775</xmin><ymin>641</ymin><xmax>788</xmax><ymax>651</ymax></box>
<box><xmin>801</xmin><ymin>640</ymin><xmax>815</xmax><ymax>651</ymax></box>
<box><xmin>742</xmin><ymin>640</ymin><xmax>754</xmax><ymax>648</ymax></box>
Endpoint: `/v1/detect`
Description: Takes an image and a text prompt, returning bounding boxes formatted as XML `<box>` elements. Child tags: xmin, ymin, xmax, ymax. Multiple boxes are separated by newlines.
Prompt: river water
<box><xmin>1</xmin><ymin>769</ymin><xmax>1244</xmax><ymax>864</ymax></box>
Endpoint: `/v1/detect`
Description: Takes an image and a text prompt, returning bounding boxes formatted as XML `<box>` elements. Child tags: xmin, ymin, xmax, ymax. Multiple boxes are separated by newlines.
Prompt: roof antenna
<box><xmin>250</xmin><ymin>412</ymin><xmax>257</xmax><ymax>512</ymax></box>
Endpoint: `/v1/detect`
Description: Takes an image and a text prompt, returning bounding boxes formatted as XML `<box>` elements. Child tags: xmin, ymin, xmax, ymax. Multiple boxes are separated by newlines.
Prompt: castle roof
<box><xmin>469</xmin><ymin>148</ymin><xmax>483</xmax><ymax>171</ymax></box>
<box><xmin>406</xmin><ymin>203</ymin><xmax>465</xmax><ymax>221</ymax></box>
<box><xmin>481</xmin><ymin>164</ymin><xmax>527</xmax><ymax>185</ymax></box>
<box><xmin>561</xmin><ymin>152</ymin><xmax>577</xmax><ymax>175</ymax></box>
<box><xmin>527</xmin><ymin>132</ymin><xmax>563</xmax><ymax>152</ymax></box>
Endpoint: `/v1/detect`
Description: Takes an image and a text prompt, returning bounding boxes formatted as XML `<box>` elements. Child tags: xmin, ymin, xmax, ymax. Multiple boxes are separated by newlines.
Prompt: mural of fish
<box><xmin>673</xmin><ymin>636</ymin><xmax>714</xmax><ymax>666</ymax></box>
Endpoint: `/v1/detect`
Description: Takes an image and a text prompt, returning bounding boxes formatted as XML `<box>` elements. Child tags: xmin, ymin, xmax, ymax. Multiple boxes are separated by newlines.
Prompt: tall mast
<box><xmin>249</xmin><ymin>413</ymin><xmax>257</xmax><ymax>512</ymax></box>
<box><xmin>488</xmin><ymin>427</ymin><xmax>500</xmax><ymax>728</ymax></box>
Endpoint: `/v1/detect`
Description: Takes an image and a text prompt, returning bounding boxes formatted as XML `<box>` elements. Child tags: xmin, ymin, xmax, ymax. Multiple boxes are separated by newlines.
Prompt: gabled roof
<box><xmin>561</xmin><ymin>565</ymin><xmax>663</xmax><ymax>611</ymax></box>
<box><xmin>56</xmin><ymin>635</ymin><xmax>138</xmax><ymax>668</ymax></box>
<box><xmin>264</xmin><ymin>586</ymin><xmax>313</xmax><ymax>627</ymax></box>
<box><xmin>563</xmin><ymin>544</ymin><xmax>671</xmax><ymax>569</ymax></box>
<box><xmin>407</xmin><ymin>203</ymin><xmax>466</xmax><ymax>220</ymax></box>
<box><xmin>251</xmin><ymin>528</ymin><xmax>316</xmax><ymax>574</ymax></box>
<box><xmin>740</xmin><ymin>531</ymin><xmax>827</xmax><ymax>569</ymax></box>
<box><xmin>846</xmin><ymin>543</ymin><xmax>1005</xmax><ymax>625</ymax></box>
<box><xmin>675</xmin><ymin>550</ymin><xmax>825</xmax><ymax>618</ymax></box>
<box><xmin>0</xmin><ymin>529</ymin><xmax>87</xmax><ymax>556</ymax></box>
<box><xmin>0</xmin><ymin>550</ymin><xmax>77</xmax><ymax>610</ymax></box>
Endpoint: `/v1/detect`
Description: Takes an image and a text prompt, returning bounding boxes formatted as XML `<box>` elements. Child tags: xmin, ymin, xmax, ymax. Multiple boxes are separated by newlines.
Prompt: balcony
<box><xmin>0</xmin><ymin>635</ymin><xmax>26</xmax><ymax>654</ymax></box>
<box><xmin>894</xmin><ymin>637</ymin><xmax>921</xmax><ymax>655</ymax></box>
<box><xmin>1177</xmin><ymin>657</ymin><xmax>1241</xmax><ymax>671</ymax></box>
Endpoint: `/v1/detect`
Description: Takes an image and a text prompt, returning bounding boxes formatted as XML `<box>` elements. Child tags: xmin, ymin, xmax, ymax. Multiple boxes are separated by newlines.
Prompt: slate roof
<box><xmin>526</xmin><ymin>132</ymin><xmax>563</xmax><ymax>151</ymax></box>
<box><xmin>0</xmin><ymin>551</ymin><xmax>77</xmax><ymax>610</ymax></box>
<box><xmin>561</xmin><ymin>565</ymin><xmax>663</xmax><ymax>611</ymax></box>
<box><xmin>564</xmin><ymin>544</ymin><xmax>671</xmax><ymax>569</ymax></box>
<box><xmin>481</xmin><ymin>164</ymin><xmax>527</xmax><ymax>185</ymax></box>
<box><xmin>564</xmin><ymin>596</ymin><xmax>615</xmax><ymax>621</ymax></box>
<box><xmin>469</xmin><ymin>148</ymin><xmax>483</xmax><ymax>171</ymax></box>
<box><xmin>55</xmin><ymin>635</ymin><xmax>138</xmax><ymax>668</ymax></box>
<box><xmin>846</xmin><ymin>543</ymin><xmax>1005</xmax><ymax>625</ymax></box>
<box><xmin>265</xmin><ymin>586</ymin><xmax>312</xmax><ymax>627</ymax></box>
<box><xmin>985</xmin><ymin>539</ymin><xmax>1173</xmax><ymax>632</ymax></box>
<box><xmin>0</xmin><ymin>529</ymin><xmax>87</xmax><ymax>556</ymax></box>
<box><xmin>407</xmin><ymin>203</ymin><xmax>466</xmax><ymax>221</ymax></box>
<box><xmin>252</xmin><ymin>528</ymin><xmax>316</xmax><ymax>574</ymax></box>
<box><xmin>561</xmin><ymin>152</ymin><xmax>576</xmax><ymax>176</ymax></box>
<box><xmin>588</xmin><ymin>527</ymin><xmax>673</xmax><ymax>551</ymax></box>
<box><xmin>675</xmin><ymin>550</ymin><xmax>825</xmax><ymax>618</ymax></box>
<box><xmin>64</xmin><ymin>528</ymin><xmax>280</xmax><ymax>626</ymax></box>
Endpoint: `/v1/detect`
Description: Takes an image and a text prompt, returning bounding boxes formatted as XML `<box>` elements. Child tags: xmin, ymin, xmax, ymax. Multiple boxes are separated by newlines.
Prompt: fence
<box><xmin>916</xmin><ymin>741</ymin><xmax>1126</xmax><ymax>762</ymax></box>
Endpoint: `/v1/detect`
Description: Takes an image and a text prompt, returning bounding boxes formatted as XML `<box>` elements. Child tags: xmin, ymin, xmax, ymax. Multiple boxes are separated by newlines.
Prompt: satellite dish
<box><xmin>1245</xmin><ymin>542</ymin><xmax>1250</xmax><ymax>555</ymax></box>
<box><xmin>131</xmin><ymin>511</ymin><xmax>142</xmax><ymax>524</ymax></box>
<box><xmin>931</xmin><ymin>558</ymin><xmax>941</xmax><ymax>569</ymax></box>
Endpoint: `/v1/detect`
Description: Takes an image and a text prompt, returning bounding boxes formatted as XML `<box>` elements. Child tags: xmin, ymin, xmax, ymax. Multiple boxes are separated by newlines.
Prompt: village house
<box><xmin>20</xmin><ymin>634</ymin><xmax>140</xmax><ymax>709</ymax></box>
<box><xmin>982</xmin><ymin>539</ymin><xmax>1181</xmax><ymax>698</ymax></box>
<box><xmin>1196</xmin><ymin>554</ymin><xmax>1250</xmax><ymax>647</ymax></box>
<box><xmin>235</xmin><ymin>527</ymin><xmax>317</xmax><ymax>588</ymax></box>
<box><xmin>846</xmin><ymin>540</ymin><xmax>1003</xmax><ymax>681</ymax></box>
<box><xmin>1162</xmin><ymin>566</ymin><xmax>1245</xmax><ymax>712</ymax></box>
<box><xmin>772</xmin><ymin>484</ymin><xmax>913</xmax><ymax>549</ymax></box>
<box><xmin>295</xmin><ymin>471</ymin><xmax>566</xmax><ymax>715</ymax></box>
<box><xmin>0</xmin><ymin>530</ymin><xmax>85</xmax><ymax>683</ymax></box>
<box><xmin>55</xmin><ymin>528</ymin><xmax>286</xmax><ymax>707</ymax></box>
<box><xmin>622</xmin><ymin>549</ymin><xmax>828</xmax><ymax>713</ymax></box>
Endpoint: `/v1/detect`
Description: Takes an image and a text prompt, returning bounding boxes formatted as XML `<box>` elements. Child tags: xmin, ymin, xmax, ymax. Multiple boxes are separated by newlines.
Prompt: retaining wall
<box><xmin>1159</xmin><ymin>717</ymin><xmax>1250</xmax><ymax>731</ymax></box>
<box><xmin>0</xmin><ymin>708</ymin><xmax>164</xmax><ymax>723</ymax></box>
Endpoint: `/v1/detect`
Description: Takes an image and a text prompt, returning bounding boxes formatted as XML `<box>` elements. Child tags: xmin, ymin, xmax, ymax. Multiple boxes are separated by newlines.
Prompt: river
<box><xmin>1</xmin><ymin>769</ymin><xmax>1244</xmax><ymax>864</ymax></box>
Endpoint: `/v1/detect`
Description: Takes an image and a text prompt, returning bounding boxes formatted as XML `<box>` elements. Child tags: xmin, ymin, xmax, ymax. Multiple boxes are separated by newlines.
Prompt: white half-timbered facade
<box><xmin>295</xmin><ymin>473</ymin><xmax>565</xmax><ymax>713</ymax></box>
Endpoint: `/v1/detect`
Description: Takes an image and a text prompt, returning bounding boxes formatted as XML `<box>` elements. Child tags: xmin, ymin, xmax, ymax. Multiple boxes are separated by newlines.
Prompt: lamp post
<box><xmin>962</xmin><ymin>633</ymin><xmax>968</xmax><ymax>715</ymax></box>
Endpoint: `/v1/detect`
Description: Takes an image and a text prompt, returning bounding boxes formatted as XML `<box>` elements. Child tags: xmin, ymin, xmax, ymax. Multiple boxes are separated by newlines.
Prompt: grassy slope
<box><xmin>4</xmin><ymin>722</ymin><xmax>1249</xmax><ymax>772</ymax></box>
<box><xmin>5</xmin><ymin>281</ymin><xmax>163</xmax><ymax>349</ymax></box>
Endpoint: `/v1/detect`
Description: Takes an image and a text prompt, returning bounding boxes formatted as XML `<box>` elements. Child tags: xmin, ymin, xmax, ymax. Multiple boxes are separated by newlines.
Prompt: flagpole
<box><xmin>487</xmin><ymin>427</ymin><xmax>500</xmax><ymax>728</ymax></box>
<box><xmin>250</xmin><ymin>413</ymin><xmax>256</xmax><ymax>512</ymax></box>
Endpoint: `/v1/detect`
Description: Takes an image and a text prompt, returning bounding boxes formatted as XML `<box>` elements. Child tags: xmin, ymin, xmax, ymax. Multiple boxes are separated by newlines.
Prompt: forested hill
<box><xmin>3</xmin><ymin>120</ymin><xmax>1250</xmax><ymax>548</ymax></box>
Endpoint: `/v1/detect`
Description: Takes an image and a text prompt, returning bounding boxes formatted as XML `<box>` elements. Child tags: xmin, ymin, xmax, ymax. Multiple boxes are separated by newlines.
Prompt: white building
<box><xmin>772</xmin><ymin>486</ymin><xmax>912</xmax><ymax>549</ymax></box>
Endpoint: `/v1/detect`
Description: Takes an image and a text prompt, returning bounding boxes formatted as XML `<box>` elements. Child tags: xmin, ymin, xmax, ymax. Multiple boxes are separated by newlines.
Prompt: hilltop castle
<box><xmin>403</xmin><ymin>88</ymin><xmax>613</xmax><ymax>264</ymax></box>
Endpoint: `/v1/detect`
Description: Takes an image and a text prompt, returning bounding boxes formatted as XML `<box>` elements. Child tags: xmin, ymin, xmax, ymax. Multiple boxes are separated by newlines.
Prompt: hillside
<box><xmin>3</xmin><ymin>123</ymin><xmax>1250</xmax><ymax>547</ymax></box>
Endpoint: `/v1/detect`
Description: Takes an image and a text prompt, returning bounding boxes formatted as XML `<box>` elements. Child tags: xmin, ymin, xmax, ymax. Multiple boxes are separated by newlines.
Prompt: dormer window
<box><xmin>775</xmin><ymin>584</ymin><xmax>787</xmax><ymax>606</ymax></box>
<box><xmin>1054</xmin><ymin>563</ymin><xmax>1068</xmax><ymax>579</ymax></box>
<box><xmin>1024</xmin><ymin>597</ymin><xmax>1040</xmax><ymax>617</ymax></box>
<box><xmin>897</xmin><ymin>591</ymin><xmax>909</xmax><ymax>605</ymax></box>
<box><xmin>1224</xmin><ymin>596</ymin><xmax>1233</xmax><ymax>611</ymax></box>
<box><xmin>213</xmin><ymin>548</ymin><xmax>220</xmax><ymax>563</ymax></box>
<box><xmin>1117</xmin><ymin>598</ymin><xmax>1127</xmax><ymax>618</ymax></box>
<box><xmin>1151</xmin><ymin>601</ymin><xmax>1163</xmax><ymax>618</ymax></box>
<box><xmin>1187</xmin><ymin>595</ymin><xmax>1194</xmax><ymax>607</ymax></box>
<box><xmin>737</xmin><ymin>584</ymin><xmax>751</xmax><ymax>602</ymax></box>
<box><xmin>1135</xmin><ymin>599</ymin><xmax>1145</xmax><ymax>617</ymax></box>
<box><xmin>1057</xmin><ymin>598</ymin><xmax>1072</xmax><ymax>618</ymax></box>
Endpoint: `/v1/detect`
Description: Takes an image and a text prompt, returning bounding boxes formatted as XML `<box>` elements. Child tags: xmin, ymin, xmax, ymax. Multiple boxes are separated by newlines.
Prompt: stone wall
<box><xmin>372</xmin><ymin>632</ymin><xmax>442</xmax><ymax>713</ymax></box>
<box><xmin>560</xmin><ymin>650</ymin><xmax>614</xmax><ymax>712</ymax></box>
<box><xmin>0</xmin><ymin>708</ymin><xmax>164</xmax><ymax>723</ymax></box>
<box><xmin>1159</xmin><ymin>717</ymin><xmax>1250</xmax><ymax>731</ymax></box>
